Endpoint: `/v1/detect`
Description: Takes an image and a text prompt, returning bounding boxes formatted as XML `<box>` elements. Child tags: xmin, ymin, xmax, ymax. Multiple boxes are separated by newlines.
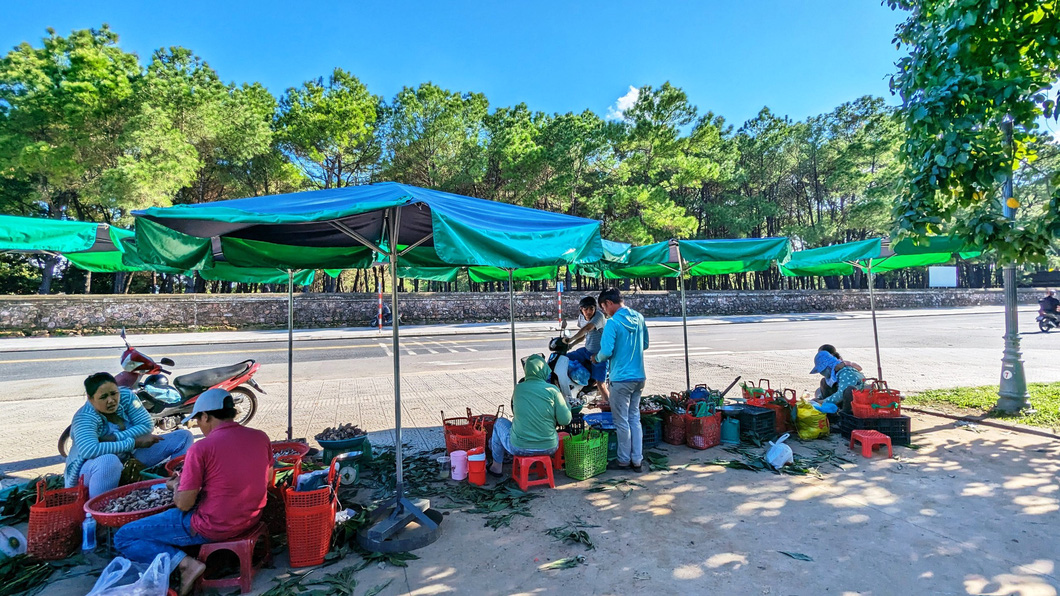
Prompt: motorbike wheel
<box><xmin>1041</xmin><ymin>320</ymin><xmax>1053</xmax><ymax>333</ymax></box>
<box><xmin>58</xmin><ymin>425</ymin><xmax>72</xmax><ymax>458</ymax></box>
<box><xmin>230</xmin><ymin>386</ymin><xmax>258</xmax><ymax>426</ymax></box>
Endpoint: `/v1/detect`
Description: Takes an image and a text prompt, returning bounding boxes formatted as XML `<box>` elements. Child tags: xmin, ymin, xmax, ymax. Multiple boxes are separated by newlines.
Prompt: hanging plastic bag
<box><xmin>795</xmin><ymin>402</ymin><xmax>830</xmax><ymax>440</ymax></box>
<box><xmin>87</xmin><ymin>552</ymin><xmax>171</xmax><ymax>596</ymax></box>
<box><xmin>566</xmin><ymin>359</ymin><xmax>591</xmax><ymax>386</ymax></box>
<box><xmin>765</xmin><ymin>433</ymin><xmax>794</xmax><ymax>469</ymax></box>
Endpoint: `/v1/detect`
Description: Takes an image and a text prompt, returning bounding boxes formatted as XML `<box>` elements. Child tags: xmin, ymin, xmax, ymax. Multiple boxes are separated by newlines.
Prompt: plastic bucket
<box><xmin>451</xmin><ymin>450</ymin><xmax>468</xmax><ymax>481</ymax></box>
<box><xmin>467</xmin><ymin>459</ymin><xmax>486</xmax><ymax>486</ymax></box>
<box><xmin>720</xmin><ymin>418</ymin><xmax>740</xmax><ymax>445</ymax></box>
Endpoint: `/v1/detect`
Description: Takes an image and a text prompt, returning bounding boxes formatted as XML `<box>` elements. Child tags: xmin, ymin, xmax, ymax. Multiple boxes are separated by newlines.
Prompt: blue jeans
<box><xmin>567</xmin><ymin>347</ymin><xmax>607</xmax><ymax>383</ymax></box>
<box><xmin>114</xmin><ymin>507</ymin><xmax>207</xmax><ymax>565</ymax></box>
<box><xmin>609</xmin><ymin>380</ymin><xmax>645</xmax><ymax>465</ymax></box>
<box><xmin>490</xmin><ymin>418</ymin><xmax>556</xmax><ymax>464</ymax></box>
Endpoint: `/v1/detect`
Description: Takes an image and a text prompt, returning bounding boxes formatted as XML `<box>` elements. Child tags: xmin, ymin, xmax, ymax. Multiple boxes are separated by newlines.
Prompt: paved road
<box><xmin>2</xmin><ymin>307</ymin><xmax>1057</xmax><ymax>479</ymax></box>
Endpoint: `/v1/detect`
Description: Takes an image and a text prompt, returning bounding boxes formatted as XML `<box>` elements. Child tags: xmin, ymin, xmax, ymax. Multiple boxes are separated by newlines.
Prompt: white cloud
<box><xmin>606</xmin><ymin>85</ymin><xmax>640</xmax><ymax>121</ymax></box>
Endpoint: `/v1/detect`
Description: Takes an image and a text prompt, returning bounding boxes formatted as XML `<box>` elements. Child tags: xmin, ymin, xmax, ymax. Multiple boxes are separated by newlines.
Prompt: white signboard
<box><xmin>928</xmin><ymin>266</ymin><xmax>958</xmax><ymax>288</ymax></box>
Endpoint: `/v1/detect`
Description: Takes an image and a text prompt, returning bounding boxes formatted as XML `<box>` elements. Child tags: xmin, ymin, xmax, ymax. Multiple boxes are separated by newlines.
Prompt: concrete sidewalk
<box><xmin>0</xmin><ymin>304</ymin><xmax>1037</xmax><ymax>353</ymax></box>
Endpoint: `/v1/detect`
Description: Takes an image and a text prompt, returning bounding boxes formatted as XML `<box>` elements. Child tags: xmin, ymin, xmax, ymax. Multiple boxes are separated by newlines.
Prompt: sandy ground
<box><xmin>33</xmin><ymin>409</ymin><xmax>1060</xmax><ymax>596</ymax></box>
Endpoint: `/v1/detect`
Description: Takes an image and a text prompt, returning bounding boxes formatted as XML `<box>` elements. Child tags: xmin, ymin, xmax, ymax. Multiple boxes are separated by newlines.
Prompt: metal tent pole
<box><xmin>509</xmin><ymin>270</ymin><xmax>518</xmax><ymax>387</ymax></box>
<box><xmin>673</xmin><ymin>243</ymin><xmax>691</xmax><ymax>393</ymax></box>
<box><xmin>389</xmin><ymin>216</ymin><xmax>404</xmax><ymax>497</ymax></box>
<box><xmin>287</xmin><ymin>269</ymin><xmax>294</xmax><ymax>441</ymax></box>
<box><xmin>867</xmin><ymin>265</ymin><xmax>883</xmax><ymax>380</ymax></box>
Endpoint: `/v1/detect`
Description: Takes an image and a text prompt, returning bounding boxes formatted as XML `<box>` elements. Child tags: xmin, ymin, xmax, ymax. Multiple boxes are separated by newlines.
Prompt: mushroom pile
<box><xmin>315</xmin><ymin>423</ymin><xmax>367</xmax><ymax>442</ymax></box>
<box><xmin>103</xmin><ymin>487</ymin><xmax>173</xmax><ymax>513</ymax></box>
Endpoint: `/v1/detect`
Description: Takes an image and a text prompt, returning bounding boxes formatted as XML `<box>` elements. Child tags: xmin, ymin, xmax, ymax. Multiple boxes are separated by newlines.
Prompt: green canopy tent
<box><xmin>0</xmin><ymin>214</ymin><xmax>315</xmax><ymax>430</ymax></box>
<box><xmin>780</xmin><ymin>236</ymin><xmax>982</xmax><ymax>379</ymax></box>
<box><xmin>572</xmin><ymin>237</ymin><xmax>793</xmax><ymax>391</ymax></box>
<box><xmin>132</xmin><ymin>181</ymin><xmax>604</xmax><ymax>550</ymax></box>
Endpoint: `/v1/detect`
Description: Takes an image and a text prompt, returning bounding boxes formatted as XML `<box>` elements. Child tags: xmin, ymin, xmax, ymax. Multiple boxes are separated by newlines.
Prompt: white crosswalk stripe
<box><xmin>411</xmin><ymin>341</ymin><xmax>438</xmax><ymax>354</ymax></box>
<box><xmin>378</xmin><ymin>343</ymin><xmax>392</xmax><ymax>357</ymax></box>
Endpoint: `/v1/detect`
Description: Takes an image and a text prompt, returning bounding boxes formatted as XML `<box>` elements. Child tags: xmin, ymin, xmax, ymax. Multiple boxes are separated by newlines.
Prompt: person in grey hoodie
<box><xmin>593</xmin><ymin>288</ymin><xmax>649</xmax><ymax>473</ymax></box>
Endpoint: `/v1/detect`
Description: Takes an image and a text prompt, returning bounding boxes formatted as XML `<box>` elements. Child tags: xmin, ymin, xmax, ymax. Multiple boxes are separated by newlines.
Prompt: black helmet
<box><xmin>548</xmin><ymin>337</ymin><xmax>565</xmax><ymax>352</ymax></box>
<box><xmin>144</xmin><ymin>373</ymin><xmax>169</xmax><ymax>387</ymax></box>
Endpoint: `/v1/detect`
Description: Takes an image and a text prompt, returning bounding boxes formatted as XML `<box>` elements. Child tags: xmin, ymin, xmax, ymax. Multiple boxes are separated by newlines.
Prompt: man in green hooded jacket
<box><xmin>488</xmin><ymin>354</ymin><xmax>572</xmax><ymax>475</ymax></box>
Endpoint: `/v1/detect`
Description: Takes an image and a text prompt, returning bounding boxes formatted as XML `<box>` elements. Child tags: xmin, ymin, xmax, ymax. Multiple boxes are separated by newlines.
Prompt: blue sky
<box><xmin>4</xmin><ymin>0</ymin><xmax>907</xmax><ymax>127</ymax></box>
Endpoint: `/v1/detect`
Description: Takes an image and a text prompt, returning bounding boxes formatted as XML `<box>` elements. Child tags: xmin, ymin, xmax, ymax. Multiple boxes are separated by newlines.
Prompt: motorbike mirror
<box><xmin>120</xmin><ymin>327</ymin><xmax>129</xmax><ymax>348</ymax></box>
<box><xmin>160</xmin><ymin>357</ymin><xmax>175</xmax><ymax>366</ymax></box>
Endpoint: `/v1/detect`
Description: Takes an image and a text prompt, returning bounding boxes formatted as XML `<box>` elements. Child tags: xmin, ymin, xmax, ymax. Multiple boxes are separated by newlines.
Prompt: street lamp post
<box><xmin>996</xmin><ymin>118</ymin><xmax>1031</xmax><ymax>413</ymax></box>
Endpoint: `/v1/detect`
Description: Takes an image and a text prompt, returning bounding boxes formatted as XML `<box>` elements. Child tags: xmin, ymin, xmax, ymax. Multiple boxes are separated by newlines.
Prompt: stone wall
<box><xmin>0</xmin><ymin>288</ymin><xmax>1044</xmax><ymax>336</ymax></box>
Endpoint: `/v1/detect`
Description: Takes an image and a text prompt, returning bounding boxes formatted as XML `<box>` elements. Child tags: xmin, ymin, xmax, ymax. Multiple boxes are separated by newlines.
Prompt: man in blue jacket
<box><xmin>593</xmin><ymin>288</ymin><xmax>649</xmax><ymax>473</ymax></box>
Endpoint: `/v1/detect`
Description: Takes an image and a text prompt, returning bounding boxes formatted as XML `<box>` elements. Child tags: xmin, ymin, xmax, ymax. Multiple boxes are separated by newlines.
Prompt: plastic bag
<box><xmin>795</xmin><ymin>402</ymin><xmax>830</xmax><ymax>440</ymax></box>
<box><xmin>813</xmin><ymin>401</ymin><xmax>838</xmax><ymax>414</ymax></box>
<box><xmin>567</xmin><ymin>359</ymin><xmax>590</xmax><ymax>386</ymax></box>
<box><xmin>765</xmin><ymin>433</ymin><xmax>794</xmax><ymax>469</ymax></box>
<box><xmin>87</xmin><ymin>552</ymin><xmax>171</xmax><ymax>596</ymax></box>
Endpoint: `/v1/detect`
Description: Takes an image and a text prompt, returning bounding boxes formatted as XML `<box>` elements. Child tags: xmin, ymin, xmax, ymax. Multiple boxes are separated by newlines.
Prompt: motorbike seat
<box><xmin>174</xmin><ymin>360</ymin><xmax>254</xmax><ymax>398</ymax></box>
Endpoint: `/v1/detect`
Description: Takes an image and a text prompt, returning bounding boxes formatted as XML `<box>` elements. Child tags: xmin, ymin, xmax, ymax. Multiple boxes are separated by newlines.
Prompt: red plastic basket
<box><xmin>684</xmin><ymin>412</ymin><xmax>721</xmax><ymax>450</ymax></box>
<box><xmin>467</xmin><ymin>406</ymin><xmax>503</xmax><ymax>452</ymax></box>
<box><xmin>662</xmin><ymin>411</ymin><xmax>686</xmax><ymax>445</ymax></box>
<box><xmin>85</xmin><ymin>479</ymin><xmax>175</xmax><ymax>529</ymax></box>
<box><xmin>852</xmin><ymin>401</ymin><xmax>901</xmax><ymax>418</ymax></box>
<box><xmin>27</xmin><ymin>480</ymin><xmax>86</xmax><ymax>560</ymax></box>
<box><xmin>442</xmin><ymin>411</ymin><xmax>486</xmax><ymax>454</ymax></box>
<box><xmin>164</xmin><ymin>455</ymin><xmax>185</xmax><ymax>476</ymax></box>
<box><xmin>741</xmin><ymin>379</ymin><xmax>772</xmax><ymax>401</ymax></box>
<box><xmin>283</xmin><ymin>461</ymin><xmax>338</xmax><ymax>568</ymax></box>
<box><xmin>271</xmin><ymin>441</ymin><xmax>311</xmax><ymax>458</ymax></box>
<box><xmin>852</xmin><ymin>379</ymin><xmax>902</xmax><ymax>418</ymax></box>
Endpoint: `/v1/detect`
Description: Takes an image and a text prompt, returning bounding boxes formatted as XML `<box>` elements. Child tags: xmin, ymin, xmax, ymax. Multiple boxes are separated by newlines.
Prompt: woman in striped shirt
<box><xmin>64</xmin><ymin>372</ymin><xmax>192</xmax><ymax>498</ymax></box>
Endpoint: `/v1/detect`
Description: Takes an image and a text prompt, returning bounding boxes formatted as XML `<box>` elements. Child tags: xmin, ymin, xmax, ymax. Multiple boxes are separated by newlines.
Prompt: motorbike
<box><xmin>541</xmin><ymin>331</ymin><xmax>599</xmax><ymax>407</ymax></box>
<box><xmin>58</xmin><ymin>329</ymin><xmax>265</xmax><ymax>457</ymax></box>
<box><xmin>1038</xmin><ymin>309</ymin><xmax>1059</xmax><ymax>333</ymax></box>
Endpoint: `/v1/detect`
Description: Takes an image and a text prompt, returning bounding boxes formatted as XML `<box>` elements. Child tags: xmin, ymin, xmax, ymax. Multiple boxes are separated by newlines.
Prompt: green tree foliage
<box><xmin>382</xmin><ymin>82</ymin><xmax>489</xmax><ymax>194</ymax></box>
<box><xmin>277</xmin><ymin>68</ymin><xmax>381</xmax><ymax>189</ymax></box>
<box><xmin>5</xmin><ymin>23</ymin><xmax>1034</xmax><ymax>296</ymax></box>
<box><xmin>138</xmin><ymin>47</ymin><xmax>274</xmax><ymax>204</ymax></box>
<box><xmin>888</xmin><ymin>0</ymin><xmax>1060</xmax><ymax>263</ymax></box>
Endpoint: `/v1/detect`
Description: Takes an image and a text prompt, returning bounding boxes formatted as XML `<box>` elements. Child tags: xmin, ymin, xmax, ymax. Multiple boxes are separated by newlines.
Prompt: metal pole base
<box><xmin>997</xmin><ymin>334</ymin><xmax>1031</xmax><ymax>413</ymax></box>
<box><xmin>357</xmin><ymin>494</ymin><xmax>443</xmax><ymax>553</ymax></box>
<box><xmin>996</xmin><ymin>265</ymin><xmax>1031</xmax><ymax>414</ymax></box>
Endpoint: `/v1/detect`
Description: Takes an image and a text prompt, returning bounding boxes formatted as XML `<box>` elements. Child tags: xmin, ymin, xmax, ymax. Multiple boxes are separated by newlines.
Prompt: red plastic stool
<box><xmin>512</xmin><ymin>455</ymin><xmax>555</xmax><ymax>491</ymax></box>
<box><xmin>196</xmin><ymin>521</ymin><xmax>271</xmax><ymax>594</ymax></box>
<box><xmin>849</xmin><ymin>430</ymin><xmax>892</xmax><ymax>459</ymax></box>
<box><xmin>552</xmin><ymin>433</ymin><xmax>569</xmax><ymax>471</ymax></box>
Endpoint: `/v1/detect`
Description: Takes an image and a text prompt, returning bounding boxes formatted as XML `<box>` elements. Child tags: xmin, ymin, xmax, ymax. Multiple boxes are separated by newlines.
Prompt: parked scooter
<box><xmin>58</xmin><ymin>329</ymin><xmax>265</xmax><ymax>457</ymax></box>
<box><xmin>1038</xmin><ymin>310</ymin><xmax>1059</xmax><ymax>333</ymax></box>
<box><xmin>541</xmin><ymin>331</ymin><xmax>599</xmax><ymax>408</ymax></box>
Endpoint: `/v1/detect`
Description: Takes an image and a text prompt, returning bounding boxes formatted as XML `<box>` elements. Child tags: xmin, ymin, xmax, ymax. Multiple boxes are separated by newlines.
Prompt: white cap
<box><xmin>182</xmin><ymin>388</ymin><xmax>232</xmax><ymax>423</ymax></box>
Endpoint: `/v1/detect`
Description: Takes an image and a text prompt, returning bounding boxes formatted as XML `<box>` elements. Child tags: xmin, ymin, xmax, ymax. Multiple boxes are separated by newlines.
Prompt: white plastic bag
<box><xmin>765</xmin><ymin>433</ymin><xmax>794</xmax><ymax>470</ymax></box>
<box><xmin>87</xmin><ymin>552</ymin><xmax>171</xmax><ymax>596</ymax></box>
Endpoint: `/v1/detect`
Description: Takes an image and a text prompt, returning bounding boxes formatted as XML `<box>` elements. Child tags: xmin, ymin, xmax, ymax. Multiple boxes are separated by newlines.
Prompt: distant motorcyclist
<box><xmin>1039</xmin><ymin>290</ymin><xmax>1059</xmax><ymax>320</ymax></box>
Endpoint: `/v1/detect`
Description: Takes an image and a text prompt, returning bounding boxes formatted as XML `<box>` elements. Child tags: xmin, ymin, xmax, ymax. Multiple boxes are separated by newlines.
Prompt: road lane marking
<box><xmin>378</xmin><ymin>343</ymin><xmax>392</xmax><ymax>357</ymax></box>
<box><xmin>0</xmin><ymin>336</ymin><xmax>523</xmax><ymax>364</ymax></box>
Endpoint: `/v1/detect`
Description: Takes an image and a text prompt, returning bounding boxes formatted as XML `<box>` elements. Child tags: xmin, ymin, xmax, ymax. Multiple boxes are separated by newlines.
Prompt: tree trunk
<box><xmin>37</xmin><ymin>255</ymin><xmax>61</xmax><ymax>295</ymax></box>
